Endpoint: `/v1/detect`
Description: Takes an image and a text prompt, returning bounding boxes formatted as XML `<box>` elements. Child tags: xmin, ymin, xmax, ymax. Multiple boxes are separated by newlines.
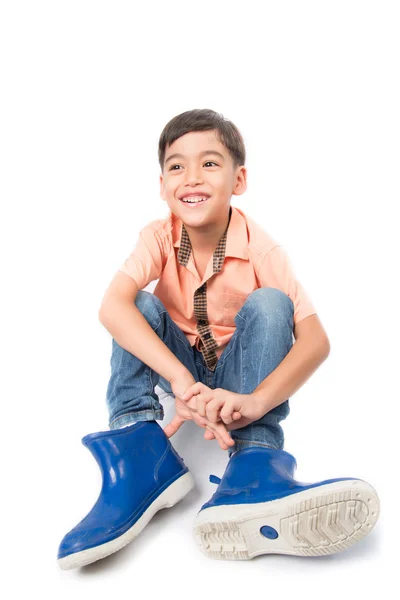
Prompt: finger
<box><xmin>186</xmin><ymin>406</ymin><xmax>208</xmax><ymax>429</ymax></box>
<box><xmin>204</xmin><ymin>429</ymin><xmax>215</xmax><ymax>440</ymax></box>
<box><xmin>226</xmin><ymin>415</ymin><xmax>253</xmax><ymax>431</ymax></box>
<box><xmin>206</xmin><ymin>398</ymin><xmax>225</xmax><ymax>423</ymax></box>
<box><xmin>213</xmin><ymin>428</ymin><xmax>234</xmax><ymax>451</ymax></box>
<box><xmin>212</xmin><ymin>421</ymin><xmax>235</xmax><ymax>448</ymax></box>
<box><xmin>181</xmin><ymin>382</ymin><xmax>203</xmax><ymax>401</ymax></box>
<box><xmin>195</xmin><ymin>392</ymin><xmax>213</xmax><ymax>417</ymax></box>
<box><xmin>163</xmin><ymin>415</ymin><xmax>185</xmax><ymax>438</ymax></box>
<box><xmin>192</xmin><ymin>415</ymin><xmax>208</xmax><ymax>429</ymax></box>
<box><xmin>185</xmin><ymin>396</ymin><xmax>200</xmax><ymax>415</ymax></box>
<box><xmin>220</xmin><ymin>404</ymin><xmax>242</xmax><ymax>425</ymax></box>
<box><xmin>206</xmin><ymin>425</ymin><xmax>229</xmax><ymax>450</ymax></box>
<box><xmin>232</xmin><ymin>411</ymin><xmax>242</xmax><ymax>420</ymax></box>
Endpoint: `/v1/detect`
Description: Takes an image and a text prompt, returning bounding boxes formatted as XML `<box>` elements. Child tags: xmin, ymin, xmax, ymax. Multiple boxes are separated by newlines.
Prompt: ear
<box><xmin>159</xmin><ymin>174</ymin><xmax>166</xmax><ymax>201</ymax></box>
<box><xmin>232</xmin><ymin>165</ymin><xmax>247</xmax><ymax>197</ymax></box>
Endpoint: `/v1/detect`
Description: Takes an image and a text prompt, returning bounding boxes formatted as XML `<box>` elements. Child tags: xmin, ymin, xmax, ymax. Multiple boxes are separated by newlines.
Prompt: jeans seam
<box><xmin>157</xmin><ymin>310</ymin><xmax>196</xmax><ymax>369</ymax></box>
<box><xmin>170</xmin><ymin>325</ymin><xmax>195</xmax><ymax>361</ymax></box>
<box><xmin>231</xmin><ymin>439</ymin><xmax>277</xmax><ymax>449</ymax></box>
<box><xmin>110</xmin><ymin>409</ymin><xmax>163</xmax><ymax>428</ymax></box>
<box><xmin>110</xmin><ymin>340</ymin><xmax>124</xmax><ymax>409</ymax></box>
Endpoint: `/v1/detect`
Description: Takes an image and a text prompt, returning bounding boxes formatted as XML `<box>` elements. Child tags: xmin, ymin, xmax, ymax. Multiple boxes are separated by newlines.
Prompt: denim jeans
<box><xmin>106</xmin><ymin>287</ymin><xmax>294</xmax><ymax>457</ymax></box>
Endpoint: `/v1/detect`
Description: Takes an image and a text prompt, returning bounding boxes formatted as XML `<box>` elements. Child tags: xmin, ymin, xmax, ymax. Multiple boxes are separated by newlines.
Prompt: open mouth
<box><xmin>180</xmin><ymin>196</ymin><xmax>209</xmax><ymax>208</ymax></box>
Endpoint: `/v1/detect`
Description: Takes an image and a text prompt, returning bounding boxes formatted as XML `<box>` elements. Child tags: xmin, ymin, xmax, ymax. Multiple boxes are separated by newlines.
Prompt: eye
<box><xmin>169</xmin><ymin>161</ymin><xmax>218</xmax><ymax>171</ymax></box>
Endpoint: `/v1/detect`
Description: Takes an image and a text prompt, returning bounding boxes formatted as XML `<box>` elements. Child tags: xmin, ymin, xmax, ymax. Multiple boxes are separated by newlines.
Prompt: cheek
<box><xmin>209</xmin><ymin>173</ymin><xmax>232</xmax><ymax>190</ymax></box>
<box><xmin>164</xmin><ymin>180</ymin><xmax>179</xmax><ymax>195</ymax></box>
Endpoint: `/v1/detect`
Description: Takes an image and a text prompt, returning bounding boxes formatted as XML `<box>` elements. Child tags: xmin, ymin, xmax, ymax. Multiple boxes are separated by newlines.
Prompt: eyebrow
<box><xmin>165</xmin><ymin>150</ymin><xmax>225</xmax><ymax>164</ymax></box>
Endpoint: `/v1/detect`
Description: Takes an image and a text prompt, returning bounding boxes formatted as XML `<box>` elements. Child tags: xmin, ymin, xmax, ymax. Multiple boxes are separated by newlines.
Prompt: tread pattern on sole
<box><xmin>194</xmin><ymin>485</ymin><xmax>379</xmax><ymax>560</ymax></box>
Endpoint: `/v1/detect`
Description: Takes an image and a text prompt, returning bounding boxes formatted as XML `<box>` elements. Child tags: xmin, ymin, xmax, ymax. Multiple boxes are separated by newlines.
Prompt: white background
<box><xmin>1</xmin><ymin>0</ymin><xmax>398</xmax><ymax>597</ymax></box>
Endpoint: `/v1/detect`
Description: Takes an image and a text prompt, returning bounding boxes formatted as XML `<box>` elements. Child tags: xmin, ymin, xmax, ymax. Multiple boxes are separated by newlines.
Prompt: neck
<box><xmin>184</xmin><ymin>206</ymin><xmax>232</xmax><ymax>254</ymax></box>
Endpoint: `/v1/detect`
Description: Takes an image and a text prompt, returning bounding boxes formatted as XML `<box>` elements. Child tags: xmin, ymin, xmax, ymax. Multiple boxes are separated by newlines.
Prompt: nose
<box><xmin>184</xmin><ymin>165</ymin><xmax>204</xmax><ymax>186</ymax></box>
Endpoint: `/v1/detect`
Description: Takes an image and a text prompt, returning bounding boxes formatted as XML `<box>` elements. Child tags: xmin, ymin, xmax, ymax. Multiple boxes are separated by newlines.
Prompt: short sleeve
<box><xmin>257</xmin><ymin>245</ymin><xmax>317</xmax><ymax>324</ymax></box>
<box><xmin>118</xmin><ymin>222</ymin><xmax>165</xmax><ymax>290</ymax></box>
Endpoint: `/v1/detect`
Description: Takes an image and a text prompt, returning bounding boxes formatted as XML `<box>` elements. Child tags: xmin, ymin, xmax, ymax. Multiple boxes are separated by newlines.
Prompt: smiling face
<box><xmin>159</xmin><ymin>130</ymin><xmax>247</xmax><ymax>243</ymax></box>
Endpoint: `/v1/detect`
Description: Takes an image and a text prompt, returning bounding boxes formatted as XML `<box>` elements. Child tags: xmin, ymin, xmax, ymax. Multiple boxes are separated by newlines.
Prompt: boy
<box><xmin>57</xmin><ymin>109</ymin><xmax>380</xmax><ymax>570</ymax></box>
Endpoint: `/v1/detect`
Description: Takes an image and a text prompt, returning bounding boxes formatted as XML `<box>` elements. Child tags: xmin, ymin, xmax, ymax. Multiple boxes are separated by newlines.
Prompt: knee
<box><xmin>243</xmin><ymin>287</ymin><xmax>294</xmax><ymax>319</ymax></box>
<box><xmin>134</xmin><ymin>290</ymin><xmax>165</xmax><ymax>328</ymax></box>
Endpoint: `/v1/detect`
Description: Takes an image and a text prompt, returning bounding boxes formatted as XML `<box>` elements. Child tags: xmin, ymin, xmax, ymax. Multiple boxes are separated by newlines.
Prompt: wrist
<box><xmin>251</xmin><ymin>390</ymin><xmax>271</xmax><ymax>414</ymax></box>
<box><xmin>169</xmin><ymin>365</ymin><xmax>192</xmax><ymax>384</ymax></box>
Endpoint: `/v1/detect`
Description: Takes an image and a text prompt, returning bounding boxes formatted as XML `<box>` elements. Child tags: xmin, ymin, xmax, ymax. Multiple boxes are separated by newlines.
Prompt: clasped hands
<box><xmin>163</xmin><ymin>371</ymin><xmax>265</xmax><ymax>451</ymax></box>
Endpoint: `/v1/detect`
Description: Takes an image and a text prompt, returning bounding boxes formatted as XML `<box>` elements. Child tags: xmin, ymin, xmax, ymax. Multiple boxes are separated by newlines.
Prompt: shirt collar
<box><xmin>172</xmin><ymin>205</ymin><xmax>249</xmax><ymax>272</ymax></box>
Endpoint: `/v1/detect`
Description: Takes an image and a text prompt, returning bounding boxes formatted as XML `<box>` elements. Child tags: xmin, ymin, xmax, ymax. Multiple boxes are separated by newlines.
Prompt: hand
<box><xmin>181</xmin><ymin>383</ymin><xmax>265</xmax><ymax>442</ymax></box>
<box><xmin>162</xmin><ymin>371</ymin><xmax>235</xmax><ymax>451</ymax></box>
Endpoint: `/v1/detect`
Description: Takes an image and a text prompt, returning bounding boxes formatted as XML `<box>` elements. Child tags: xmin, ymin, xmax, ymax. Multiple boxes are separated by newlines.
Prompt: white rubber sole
<box><xmin>58</xmin><ymin>471</ymin><xmax>194</xmax><ymax>570</ymax></box>
<box><xmin>193</xmin><ymin>479</ymin><xmax>380</xmax><ymax>560</ymax></box>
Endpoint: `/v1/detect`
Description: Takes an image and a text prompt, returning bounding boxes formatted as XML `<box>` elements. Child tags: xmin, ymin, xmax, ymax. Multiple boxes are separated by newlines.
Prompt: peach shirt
<box><xmin>118</xmin><ymin>206</ymin><xmax>317</xmax><ymax>365</ymax></box>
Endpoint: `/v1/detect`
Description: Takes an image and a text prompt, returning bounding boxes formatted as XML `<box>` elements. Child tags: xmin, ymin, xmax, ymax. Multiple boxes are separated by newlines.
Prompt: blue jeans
<box><xmin>106</xmin><ymin>287</ymin><xmax>294</xmax><ymax>457</ymax></box>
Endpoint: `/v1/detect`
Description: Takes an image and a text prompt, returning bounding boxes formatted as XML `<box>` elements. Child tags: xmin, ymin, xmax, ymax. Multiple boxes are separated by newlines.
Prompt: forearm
<box><xmin>252</xmin><ymin>337</ymin><xmax>330</xmax><ymax>414</ymax></box>
<box><xmin>99</xmin><ymin>298</ymin><xmax>188</xmax><ymax>383</ymax></box>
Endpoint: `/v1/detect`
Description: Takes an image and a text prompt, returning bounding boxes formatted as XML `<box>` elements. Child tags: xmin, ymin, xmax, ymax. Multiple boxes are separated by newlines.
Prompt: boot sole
<box><xmin>58</xmin><ymin>471</ymin><xmax>194</xmax><ymax>569</ymax></box>
<box><xmin>193</xmin><ymin>479</ymin><xmax>379</xmax><ymax>560</ymax></box>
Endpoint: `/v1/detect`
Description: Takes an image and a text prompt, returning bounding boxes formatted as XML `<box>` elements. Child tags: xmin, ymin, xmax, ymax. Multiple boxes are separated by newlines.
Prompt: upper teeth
<box><xmin>181</xmin><ymin>196</ymin><xmax>208</xmax><ymax>203</ymax></box>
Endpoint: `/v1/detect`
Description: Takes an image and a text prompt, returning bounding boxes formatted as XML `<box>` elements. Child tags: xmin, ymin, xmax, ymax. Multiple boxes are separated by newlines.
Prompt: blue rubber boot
<box><xmin>57</xmin><ymin>421</ymin><xmax>194</xmax><ymax>569</ymax></box>
<box><xmin>194</xmin><ymin>447</ymin><xmax>380</xmax><ymax>560</ymax></box>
